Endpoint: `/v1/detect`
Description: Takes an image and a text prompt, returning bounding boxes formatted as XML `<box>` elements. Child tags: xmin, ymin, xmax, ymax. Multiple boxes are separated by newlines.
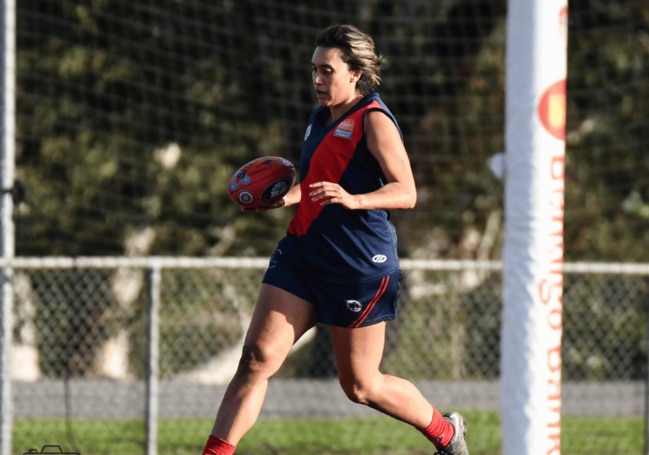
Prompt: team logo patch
<box><xmin>334</xmin><ymin>119</ymin><xmax>355</xmax><ymax>140</ymax></box>
<box><xmin>346</xmin><ymin>300</ymin><xmax>363</xmax><ymax>313</ymax></box>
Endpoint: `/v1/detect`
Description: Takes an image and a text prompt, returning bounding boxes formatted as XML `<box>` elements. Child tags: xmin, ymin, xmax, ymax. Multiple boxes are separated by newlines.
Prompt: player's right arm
<box><xmin>281</xmin><ymin>183</ymin><xmax>301</xmax><ymax>207</ymax></box>
<box><xmin>244</xmin><ymin>183</ymin><xmax>301</xmax><ymax>212</ymax></box>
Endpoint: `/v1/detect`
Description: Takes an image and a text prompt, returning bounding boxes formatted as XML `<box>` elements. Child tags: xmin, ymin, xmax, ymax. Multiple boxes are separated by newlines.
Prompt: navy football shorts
<box><xmin>262</xmin><ymin>243</ymin><xmax>401</xmax><ymax>328</ymax></box>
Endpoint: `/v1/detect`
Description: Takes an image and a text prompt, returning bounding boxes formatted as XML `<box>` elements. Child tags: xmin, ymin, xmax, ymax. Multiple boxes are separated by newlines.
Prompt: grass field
<box><xmin>14</xmin><ymin>411</ymin><xmax>643</xmax><ymax>455</ymax></box>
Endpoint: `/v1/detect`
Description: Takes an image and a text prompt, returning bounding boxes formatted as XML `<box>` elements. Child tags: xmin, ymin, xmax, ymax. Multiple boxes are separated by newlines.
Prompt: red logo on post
<box><xmin>538</xmin><ymin>79</ymin><xmax>566</xmax><ymax>141</ymax></box>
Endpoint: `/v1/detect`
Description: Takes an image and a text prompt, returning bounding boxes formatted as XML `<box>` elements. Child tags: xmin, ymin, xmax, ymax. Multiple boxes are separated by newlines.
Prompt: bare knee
<box><xmin>234</xmin><ymin>344</ymin><xmax>264</xmax><ymax>376</ymax></box>
<box><xmin>339</xmin><ymin>377</ymin><xmax>376</xmax><ymax>405</ymax></box>
<box><xmin>234</xmin><ymin>343</ymin><xmax>278</xmax><ymax>379</ymax></box>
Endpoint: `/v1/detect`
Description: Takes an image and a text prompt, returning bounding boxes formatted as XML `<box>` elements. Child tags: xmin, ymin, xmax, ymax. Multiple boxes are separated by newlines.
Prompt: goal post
<box><xmin>502</xmin><ymin>0</ymin><xmax>568</xmax><ymax>454</ymax></box>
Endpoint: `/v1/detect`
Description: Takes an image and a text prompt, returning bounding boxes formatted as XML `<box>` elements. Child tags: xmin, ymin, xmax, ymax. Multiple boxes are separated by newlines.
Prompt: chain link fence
<box><xmin>7</xmin><ymin>257</ymin><xmax>648</xmax><ymax>454</ymax></box>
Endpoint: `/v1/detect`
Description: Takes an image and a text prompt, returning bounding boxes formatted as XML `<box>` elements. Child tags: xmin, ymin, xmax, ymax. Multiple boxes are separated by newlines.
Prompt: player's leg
<box><xmin>209</xmin><ymin>283</ymin><xmax>316</xmax><ymax>445</ymax></box>
<box><xmin>330</xmin><ymin>323</ymin><xmax>468</xmax><ymax>454</ymax></box>
<box><xmin>330</xmin><ymin>322</ymin><xmax>433</xmax><ymax>426</ymax></box>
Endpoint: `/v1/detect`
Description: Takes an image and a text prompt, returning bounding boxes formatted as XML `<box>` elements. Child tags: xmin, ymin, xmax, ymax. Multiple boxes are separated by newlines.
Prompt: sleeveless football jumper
<box><xmin>263</xmin><ymin>92</ymin><xmax>404</xmax><ymax>327</ymax></box>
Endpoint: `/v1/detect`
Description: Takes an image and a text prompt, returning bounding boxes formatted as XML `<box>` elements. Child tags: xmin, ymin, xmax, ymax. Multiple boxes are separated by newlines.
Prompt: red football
<box><xmin>228</xmin><ymin>156</ymin><xmax>296</xmax><ymax>209</ymax></box>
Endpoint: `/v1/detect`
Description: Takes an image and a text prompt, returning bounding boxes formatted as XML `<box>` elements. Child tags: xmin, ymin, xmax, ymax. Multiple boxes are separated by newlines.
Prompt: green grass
<box><xmin>14</xmin><ymin>412</ymin><xmax>644</xmax><ymax>455</ymax></box>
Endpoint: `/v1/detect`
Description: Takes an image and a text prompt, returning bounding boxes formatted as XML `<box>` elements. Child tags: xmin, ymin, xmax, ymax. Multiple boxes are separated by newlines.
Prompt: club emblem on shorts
<box><xmin>268</xmin><ymin>248</ymin><xmax>283</xmax><ymax>269</ymax></box>
<box><xmin>346</xmin><ymin>299</ymin><xmax>363</xmax><ymax>313</ymax></box>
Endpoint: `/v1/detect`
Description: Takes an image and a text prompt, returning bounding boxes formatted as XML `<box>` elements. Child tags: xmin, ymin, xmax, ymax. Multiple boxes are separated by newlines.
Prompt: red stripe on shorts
<box><xmin>350</xmin><ymin>275</ymin><xmax>391</xmax><ymax>328</ymax></box>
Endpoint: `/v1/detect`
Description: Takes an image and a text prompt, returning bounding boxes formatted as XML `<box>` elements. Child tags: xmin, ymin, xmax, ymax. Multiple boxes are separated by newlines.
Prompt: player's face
<box><xmin>311</xmin><ymin>46</ymin><xmax>360</xmax><ymax>108</ymax></box>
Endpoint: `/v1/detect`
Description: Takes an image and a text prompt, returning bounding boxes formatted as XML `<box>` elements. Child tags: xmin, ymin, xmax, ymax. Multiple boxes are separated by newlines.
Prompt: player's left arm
<box><xmin>308</xmin><ymin>109</ymin><xmax>417</xmax><ymax>210</ymax></box>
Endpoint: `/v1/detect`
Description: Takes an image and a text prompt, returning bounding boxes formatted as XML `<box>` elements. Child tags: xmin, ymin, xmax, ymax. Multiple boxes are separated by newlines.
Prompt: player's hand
<box><xmin>308</xmin><ymin>181</ymin><xmax>359</xmax><ymax>209</ymax></box>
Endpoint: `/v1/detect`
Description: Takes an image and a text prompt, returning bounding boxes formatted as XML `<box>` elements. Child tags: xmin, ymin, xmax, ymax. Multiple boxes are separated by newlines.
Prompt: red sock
<box><xmin>202</xmin><ymin>435</ymin><xmax>236</xmax><ymax>455</ymax></box>
<box><xmin>418</xmin><ymin>408</ymin><xmax>455</xmax><ymax>449</ymax></box>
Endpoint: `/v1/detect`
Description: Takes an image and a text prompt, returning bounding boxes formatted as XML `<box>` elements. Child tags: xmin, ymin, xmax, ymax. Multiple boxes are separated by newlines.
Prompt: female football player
<box><xmin>202</xmin><ymin>24</ymin><xmax>469</xmax><ymax>455</ymax></box>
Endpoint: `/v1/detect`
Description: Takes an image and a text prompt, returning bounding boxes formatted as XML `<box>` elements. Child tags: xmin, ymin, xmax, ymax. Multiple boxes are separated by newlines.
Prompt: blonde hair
<box><xmin>315</xmin><ymin>24</ymin><xmax>385</xmax><ymax>96</ymax></box>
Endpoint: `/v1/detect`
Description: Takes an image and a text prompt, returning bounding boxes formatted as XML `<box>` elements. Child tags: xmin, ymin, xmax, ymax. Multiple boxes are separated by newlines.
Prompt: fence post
<box><xmin>0</xmin><ymin>0</ymin><xmax>15</xmax><ymax>453</ymax></box>
<box><xmin>145</xmin><ymin>261</ymin><xmax>161</xmax><ymax>455</ymax></box>
<box><xmin>644</xmin><ymin>277</ymin><xmax>649</xmax><ymax>455</ymax></box>
<box><xmin>0</xmin><ymin>266</ymin><xmax>11</xmax><ymax>455</ymax></box>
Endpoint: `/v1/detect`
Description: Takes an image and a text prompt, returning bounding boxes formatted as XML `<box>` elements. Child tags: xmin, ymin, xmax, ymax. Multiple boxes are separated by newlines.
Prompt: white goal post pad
<box><xmin>502</xmin><ymin>1</ymin><xmax>568</xmax><ymax>454</ymax></box>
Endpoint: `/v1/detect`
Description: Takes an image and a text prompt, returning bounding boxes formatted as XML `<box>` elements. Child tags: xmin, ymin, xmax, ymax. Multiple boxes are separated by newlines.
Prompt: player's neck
<box><xmin>328</xmin><ymin>94</ymin><xmax>363</xmax><ymax>124</ymax></box>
